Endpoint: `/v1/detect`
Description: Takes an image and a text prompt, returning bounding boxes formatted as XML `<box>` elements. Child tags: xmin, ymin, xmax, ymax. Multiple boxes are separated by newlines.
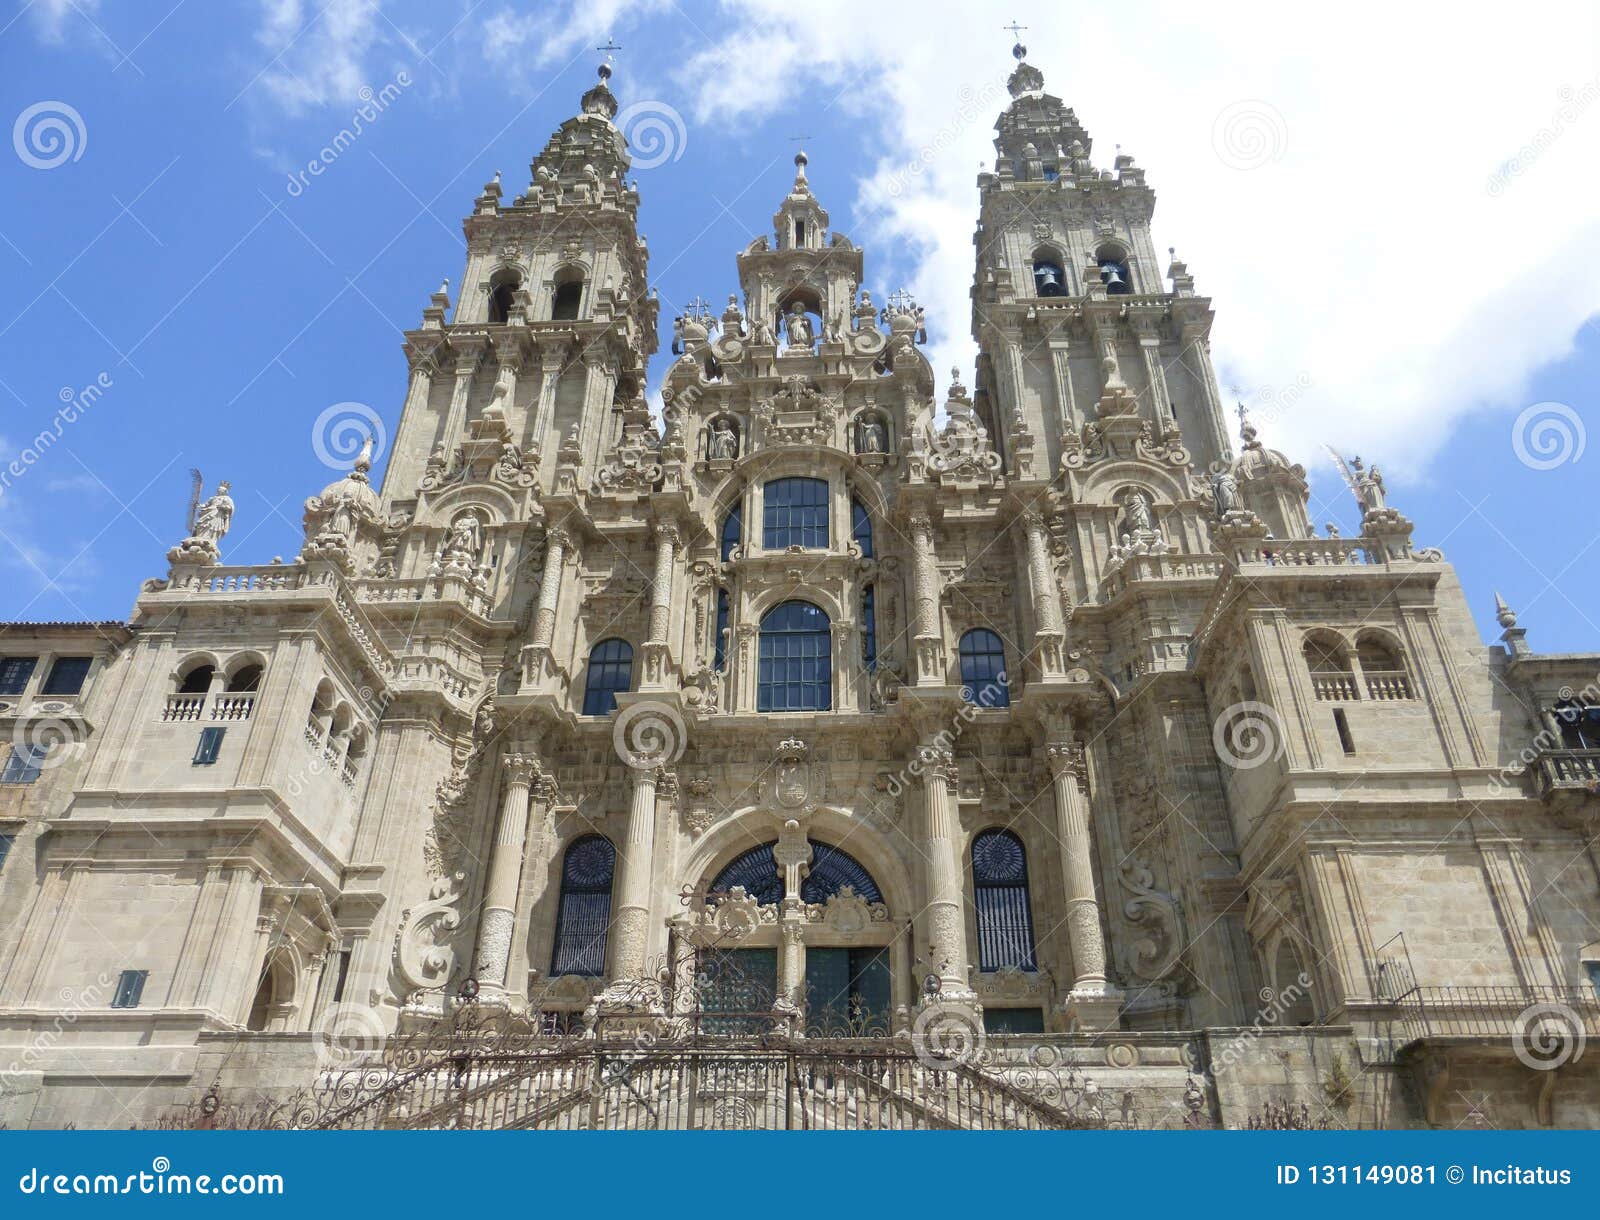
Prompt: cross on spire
<box><xmin>596</xmin><ymin>36</ymin><xmax>622</xmax><ymax>58</ymax></box>
<box><xmin>685</xmin><ymin>295</ymin><xmax>713</xmax><ymax>319</ymax></box>
<box><xmin>886</xmin><ymin>288</ymin><xmax>917</xmax><ymax>313</ymax></box>
<box><xmin>1004</xmin><ymin>20</ymin><xmax>1027</xmax><ymax>39</ymax></box>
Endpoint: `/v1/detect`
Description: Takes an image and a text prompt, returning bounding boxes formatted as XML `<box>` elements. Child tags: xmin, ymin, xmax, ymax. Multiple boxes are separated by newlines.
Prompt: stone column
<box><xmin>915</xmin><ymin>744</ymin><xmax>974</xmax><ymax>1001</ymax></box>
<box><xmin>1046</xmin><ymin>738</ymin><xmax>1122</xmax><ymax>1029</ymax></box>
<box><xmin>474</xmin><ymin>753</ymin><xmax>539</xmax><ymax>992</ymax></box>
<box><xmin>1135</xmin><ymin>320</ymin><xmax>1176</xmax><ymax>434</ymax></box>
<box><xmin>640</xmin><ymin>522</ymin><xmax>678</xmax><ymax>690</ymax></box>
<box><xmin>439</xmin><ymin>346</ymin><xmax>480</xmax><ymax>455</ymax></box>
<box><xmin>607</xmin><ymin>763</ymin><xmax>659</xmax><ymax>985</ymax></box>
<box><xmin>531</xmin><ymin>526</ymin><xmax>570</xmax><ymax>649</ymax></box>
<box><xmin>909</xmin><ymin>512</ymin><xmax>945</xmax><ymax>686</ymax></box>
<box><xmin>773</xmin><ymin>820</ymin><xmax>811</xmax><ymax>1021</ymax></box>
<box><xmin>1022</xmin><ymin>510</ymin><xmax>1066</xmax><ymax>677</ymax></box>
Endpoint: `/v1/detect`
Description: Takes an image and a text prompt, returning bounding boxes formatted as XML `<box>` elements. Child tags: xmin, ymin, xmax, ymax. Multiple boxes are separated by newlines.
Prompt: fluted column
<box><xmin>1046</xmin><ymin>738</ymin><xmax>1122</xmax><ymax>1028</ymax></box>
<box><xmin>608</xmin><ymin>763</ymin><xmax>660</xmax><ymax>983</ymax></box>
<box><xmin>1022</xmin><ymin>511</ymin><xmax>1066</xmax><ymax>677</ymax></box>
<box><xmin>474</xmin><ymin>753</ymin><xmax>538</xmax><ymax>991</ymax></box>
<box><xmin>531</xmin><ymin>526</ymin><xmax>570</xmax><ymax>649</ymax></box>
<box><xmin>439</xmin><ymin>346</ymin><xmax>481</xmax><ymax>455</ymax></box>
<box><xmin>915</xmin><ymin>744</ymin><xmax>974</xmax><ymax>1000</ymax></box>
<box><xmin>909</xmin><ymin>512</ymin><xmax>945</xmax><ymax>686</ymax></box>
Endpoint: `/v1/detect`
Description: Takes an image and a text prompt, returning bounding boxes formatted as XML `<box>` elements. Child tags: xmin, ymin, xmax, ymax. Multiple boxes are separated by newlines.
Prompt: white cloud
<box><xmin>249</xmin><ymin>0</ymin><xmax>391</xmax><ymax>115</ymax></box>
<box><xmin>25</xmin><ymin>0</ymin><xmax>99</xmax><ymax>44</ymax></box>
<box><xmin>654</xmin><ymin>0</ymin><xmax>1600</xmax><ymax>482</ymax></box>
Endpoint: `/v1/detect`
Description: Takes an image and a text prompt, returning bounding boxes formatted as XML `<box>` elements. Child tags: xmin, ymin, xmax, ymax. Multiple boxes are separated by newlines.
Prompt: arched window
<box><xmin>711</xmin><ymin>841</ymin><xmax>782</xmax><ymax>905</ymax></box>
<box><xmin>551</xmin><ymin>278</ymin><xmax>583</xmax><ymax>321</ymax></box>
<box><xmin>861</xmin><ymin>585</ymin><xmax>877</xmax><ymax>673</ymax></box>
<box><xmin>720</xmin><ymin>502</ymin><xmax>742</xmax><ymax>562</ymax></box>
<box><xmin>1356</xmin><ymin>634</ymin><xmax>1412</xmax><ymax>700</ymax></box>
<box><xmin>763</xmin><ymin>477</ymin><xmax>828</xmax><ymax>549</ymax></box>
<box><xmin>551</xmin><ymin>836</ymin><xmax>615</xmax><ymax>977</ymax></box>
<box><xmin>1303</xmin><ymin>633</ymin><xmax>1355</xmax><ymax>701</ymax></box>
<box><xmin>581</xmin><ymin>638</ymin><xmax>633</xmax><ymax>716</ymax></box>
<box><xmin>1096</xmin><ymin>246</ymin><xmax>1132</xmax><ymax>295</ymax></box>
<box><xmin>710</xmin><ymin>840</ymin><xmax>883</xmax><ymax>905</ymax></box>
<box><xmin>1032</xmin><ymin>259</ymin><xmax>1066</xmax><ymax>297</ymax></box>
<box><xmin>758</xmin><ymin>600</ymin><xmax>831</xmax><ymax>712</ymax></box>
<box><xmin>1271</xmin><ymin>940</ymin><xmax>1316</xmax><ymax>1026</ymax></box>
<box><xmin>802</xmin><ymin>842</ymin><xmax>882</xmax><ymax>904</ymax></box>
<box><xmin>225</xmin><ymin>663</ymin><xmax>263</xmax><ymax>693</ymax></box>
<box><xmin>851</xmin><ymin>498</ymin><xmax>873</xmax><ymax>557</ymax></box>
<box><xmin>714</xmin><ymin>587</ymin><xmax>730</xmax><ymax>671</ymax></box>
<box><xmin>178</xmin><ymin>662</ymin><xmax>214</xmax><ymax>694</ymax></box>
<box><xmin>958</xmin><ymin>629</ymin><xmax>1009</xmax><ymax>708</ymax></box>
<box><xmin>972</xmin><ymin>829</ymin><xmax>1036</xmax><ymax>971</ymax></box>
<box><xmin>487</xmin><ymin>270</ymin><xmax>521</xmax><ymax>324</ymax></box>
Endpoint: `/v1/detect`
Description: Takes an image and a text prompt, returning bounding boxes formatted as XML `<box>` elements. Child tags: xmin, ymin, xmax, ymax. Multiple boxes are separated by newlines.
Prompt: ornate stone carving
<box><xmin>1119</xmin><ymin>860</ymin><xmax>1185</xmax><ymax>982</ymax></box>
<box><xmin>393</xmin><ymin>871</ymin><xmax>467</xmax><ymax>998</ymax></box>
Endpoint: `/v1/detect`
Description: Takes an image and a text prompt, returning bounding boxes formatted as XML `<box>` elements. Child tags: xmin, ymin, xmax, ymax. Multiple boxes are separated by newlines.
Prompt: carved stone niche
<box><xmin>752</xmin><ymin>376</ymin><xmax>841</xmax><ymax>449</ymax></box>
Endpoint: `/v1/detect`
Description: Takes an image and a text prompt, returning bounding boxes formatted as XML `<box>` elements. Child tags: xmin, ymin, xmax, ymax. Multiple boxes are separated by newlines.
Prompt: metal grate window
<box><xmin>581</xmin><ymin>639</ymin><xmax>633</xmax><ymax>716</ymax></box>
<box><xmin>193</xmin><ymin>726</ymin><xmax>225</xmax><ymax>766</ymax></box>
<box><xmin>801</xmin><ymin>842</ymin><xmax>882</xmax><ymax>905</ymax></box>
<box><xmin>711</xmin><ymin>842</ymin><xmax>782</xmax><ymax>905</ymax></box>
<box><xmin>40</xmin><ymin>656</ymin><xmax>92</xmax><ymax>696</ymax></box>
<box><xmin>111</xmin><ymin>969</ymin><xmax>149</xmax><ymax>1009</ymax></box>
<box><xmin>0</xmin><ymin>656</ymin><xmax>38</xmax><ymax>696</ymax></box>
<box><xmin>762</xmin><ymin>477</ymin><xmax>828</xmax><ymax>550</ymax></box>
<box><xmin>757</xmin><ymin>600</ymin><xmax>831</xmax><ymax>712</ymax></box>
<box><xmin>861</xmin><ymin>585</ymin><xmax>877</xmax><ymax>673</ymax></box>
<box><xmin>972</xmin><ymin>828</ymin><xmax>1036</xmax><ymax>971</ymax></box>
<box><xmin>713</xmin><ymin>588</ymin><xmax>730</xmax><ymax>671</ymax></box>
<box><xmin>959</xmin><ymin>628</ymin><xmax>1010</xmax><ymax>708</ymax></box>
<box><xmin>1</xmin><ymin>742</ymin><xmax>47</xmax><ymax>784</ymax></box>
<box><xmin>551</xmin><ymin>836</ymin><xmax>616</xmax><ymax>977</ymax></box>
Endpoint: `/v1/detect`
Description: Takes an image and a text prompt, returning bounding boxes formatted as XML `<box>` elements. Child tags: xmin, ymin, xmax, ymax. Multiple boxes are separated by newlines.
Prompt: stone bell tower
<box><xmin>970</xmin><ymin>42</ymin><xmax>1233</xmax><ymax>484</ymax></box>
<box><xmin>382</xmin><ymin>60</ymin><xmax>660</xmax><ymax>512</ymax></box>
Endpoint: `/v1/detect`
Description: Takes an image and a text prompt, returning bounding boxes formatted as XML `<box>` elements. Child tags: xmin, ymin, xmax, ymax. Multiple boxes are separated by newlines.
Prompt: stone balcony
<box><xmin>1529</xmin><ymin>748</ymin><xmax>1600</xmax><ymax>798</ymax></box>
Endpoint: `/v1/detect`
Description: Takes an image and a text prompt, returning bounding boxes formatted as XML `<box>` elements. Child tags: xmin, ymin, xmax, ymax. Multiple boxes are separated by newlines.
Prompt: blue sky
<box><xmin>1</xmin><ymin>1</ymin><xmax>1598</xmax><ymax>656</ymax></box>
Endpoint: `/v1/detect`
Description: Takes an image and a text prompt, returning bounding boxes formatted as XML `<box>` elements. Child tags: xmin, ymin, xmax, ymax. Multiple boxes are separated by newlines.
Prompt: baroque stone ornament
<box><xmin>393</xmin><ymin>871</ymin><xmax>468</xmax><ymax>1001</ymax></box>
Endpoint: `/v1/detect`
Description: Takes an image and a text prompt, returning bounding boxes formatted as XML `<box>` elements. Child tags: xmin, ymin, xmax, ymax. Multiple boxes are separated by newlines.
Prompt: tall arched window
<box><xmin>958</xmin><ymin>629</ymin><xmax>1009</xmax><ymax>708</ymax></box>
<box><xmin>710</xmin><ymin>840</ymin><xmax>883</xmax><ymax>905</ymax></box>
<box><xmin>758</xmin><ymin>600</ymin><xmax>831</xmax><ymax>711</ymax></box>
<box><xmin>720</xmin><ymin>502</ymin><xmax>742</xmax><ymax>561</ymax></box>
<box><xmin>551</xmin><ymin>278</ymin><xmax>583</xmax><ymax>321</ymax></box>
<box><xmin>714</xmin><ymin>587</ymin><xmax>730</xmax><ymax>671</ymax></box>
<box><xmin>551</xmin><ymin>836</ymin><xmax>615</xmax><ymax>977</ymax></box>
<box><xmin>972</xmin><ymin>828</ymin><xmax>1036</xmax><ymax>971</ymax></box>
<box><xmin>582</xmin><ymin>638</ymin><xmax>633</xmax><ymax>715</ymax></box>
<box><xmin>861</xmin><ymin>585</ymin><xmax>877</xmax><ymax>673</ymax></box>
<box><xmin>851</xmin><ymin>498</ymin><xmax>873</xmax><ymax>557</ymax></box>
<box><xmin>487</xmin><ymin>270</ymin><xmax>521</xmax><ymax>324</ymax></box>
<box><xmin>763</xmin><ymin>477</ymin><xmax>828</xmax><ymax>549</ymax></box>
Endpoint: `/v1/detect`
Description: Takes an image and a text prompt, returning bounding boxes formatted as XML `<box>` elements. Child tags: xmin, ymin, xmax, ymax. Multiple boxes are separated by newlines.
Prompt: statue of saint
<box><xmin>784</xmin><ymin>302</ymin><xmax>814</xmax><ymax>348</ymax></box>
<box><xmin>192</xmin><ymin>482</ymin><xmax>234</xmax><ymax>545</ymax></box>
<box><xmin>709</xmin><ymin>417</ymin><xmax>739</xmax><ymax>461</ymax></box>
<box><xmin>859</xmin><ymin>416</ymin><xmax>887</xmax><ymax>455</ymax></box>
<box><xmin>1211</xmin><ymin>469</ymin><xmax>1239</xmax><ymax>517</ymax></box>
<box><xmin>1124</xmin><ymin>491</ymin><xmax>1153</xmax><ymax>534</ymax></box>
<box><xmin>1360</xmin><ymin>462</ymin><xmax>1387</xmax><ymax>511</ymax></box>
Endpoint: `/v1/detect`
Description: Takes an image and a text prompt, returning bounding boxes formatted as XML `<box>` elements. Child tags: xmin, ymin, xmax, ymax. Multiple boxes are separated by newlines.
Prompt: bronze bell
<box><xmin>1035</xmin><ymin>264</ymin><xmax>1065</xmax><ymax>297</ymax></box>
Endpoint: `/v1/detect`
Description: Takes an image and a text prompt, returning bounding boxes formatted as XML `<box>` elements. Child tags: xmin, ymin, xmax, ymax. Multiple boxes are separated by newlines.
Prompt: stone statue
<box><xmin>709</xmin><ymin>416</ymin><xmax>739</xmax><ymax>461</ymax></box>
<box><xmin>1124</xmin><ymin>491</ymin><xmax>1152</xmax><ymax>534</ymax></box>
<box><xmin>1358</xmin><ymin>461</ymin><xmax>1387</xmax><ymax>512</ymax></box>
<box><xmin>784</xmin><ymin>301</ymin><xmax>814</xmax><ymax>349</ymax></box>
<box><xmin>859</xmin><ymin>415</ymin><xmax>887</xmax><ymax>455</ymax></box>
<box><xmin>1211</xmin><ymin>468</ymin><xmax>1238</xmax><ymax>517</ymax></box>
<box><xmin>750</xmin><ymin>316</ymin><xmax>774</xmax><ymax>346</ymax></box>
<box><xmin>192</xmin><ymin>482</ymin><xmax>234</xmax><ymax>545</ymax></box>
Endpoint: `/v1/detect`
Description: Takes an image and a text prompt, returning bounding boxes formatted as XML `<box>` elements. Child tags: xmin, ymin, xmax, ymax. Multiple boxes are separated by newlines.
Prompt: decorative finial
<box><xmin>354</xmin><ymin>432</ymin><xmax>374</xmax><ymax>478</ymax></box>
<box><xmin>1494</xmin><ymin>591</ymin><xmax>1517</xmax><ymax>629</ymax></box>
<box><xmin>437</xmin><ymin>276</ymin><xmax>450</xmax><ymax>296</ymax></box>
<box><xmin>492</xmin><ymin>169</ymin><xmax>501</xmax><ymax>184</ymax></box>
<box><xmin>1006</xmin><ymin>19</ymin><xmax>1028</xmax><ymax>59</ymax></box>
<box><xmin>596</xmin><ymin>36</ymin><xmax>620</xmax><ymax>81</ymax></box>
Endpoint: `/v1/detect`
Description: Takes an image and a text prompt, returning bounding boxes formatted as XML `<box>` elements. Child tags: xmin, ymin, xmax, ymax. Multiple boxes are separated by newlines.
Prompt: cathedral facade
<box><xmin>1</xmin><ymin>50</ymin><xmax>1597</xmax><ymax>1130</ymax></box>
